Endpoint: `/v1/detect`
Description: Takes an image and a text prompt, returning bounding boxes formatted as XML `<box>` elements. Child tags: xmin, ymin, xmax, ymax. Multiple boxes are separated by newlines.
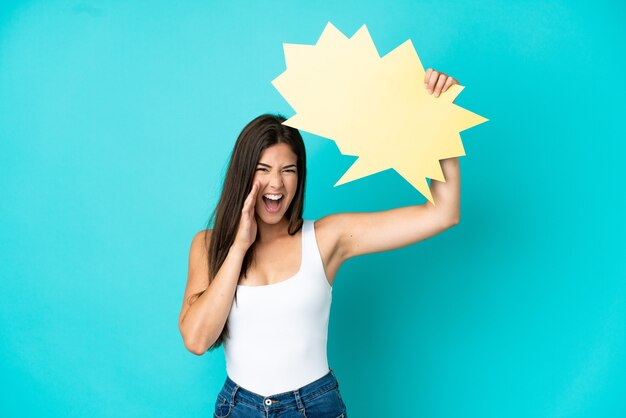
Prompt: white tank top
<box><xmin>223</xmin><ymin>219</ymin><xmax>333</xmax><ymax>396</ymax></box>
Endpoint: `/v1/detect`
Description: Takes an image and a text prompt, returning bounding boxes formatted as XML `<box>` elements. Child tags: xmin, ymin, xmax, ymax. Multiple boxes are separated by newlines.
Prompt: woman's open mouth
<box><xmin>262</xmin><ymin>194</ymin><xmax>284</xmax><ymax>214</ymax></box>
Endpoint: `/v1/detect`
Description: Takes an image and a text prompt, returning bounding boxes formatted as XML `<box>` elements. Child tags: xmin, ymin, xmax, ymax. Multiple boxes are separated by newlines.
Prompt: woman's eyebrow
<box><xmin>257</xmin><ymin>162</ymin><xmax>297</xmax><ymax>169</ymax></box>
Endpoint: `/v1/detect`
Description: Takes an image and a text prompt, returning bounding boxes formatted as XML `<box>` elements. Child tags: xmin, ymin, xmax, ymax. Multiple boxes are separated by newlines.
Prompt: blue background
<box><xmin>1</xmin><ymin>1</ymin><xmax>625</xmax><ymax>417</ymax></box>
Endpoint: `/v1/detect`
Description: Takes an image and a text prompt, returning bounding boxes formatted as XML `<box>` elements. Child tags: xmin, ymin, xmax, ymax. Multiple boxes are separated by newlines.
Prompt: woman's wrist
<box><xmin>229</xmin><ymin>244</ymin><xmax>248</xmax><ymax>258</ymax></box>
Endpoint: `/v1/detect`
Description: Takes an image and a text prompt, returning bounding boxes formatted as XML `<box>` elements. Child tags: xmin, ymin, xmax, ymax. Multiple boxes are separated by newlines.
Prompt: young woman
<box><xmin>179</xmin><ymin>68</ymin><xmax>460</xmax><ymax>418</ymax></box>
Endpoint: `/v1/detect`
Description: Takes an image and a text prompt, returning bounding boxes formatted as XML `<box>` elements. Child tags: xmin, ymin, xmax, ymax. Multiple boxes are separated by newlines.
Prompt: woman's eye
<box><xmin>255</xmin><ymin>168</ymin><xmax>296</xmax><ymax>173</ymax></box>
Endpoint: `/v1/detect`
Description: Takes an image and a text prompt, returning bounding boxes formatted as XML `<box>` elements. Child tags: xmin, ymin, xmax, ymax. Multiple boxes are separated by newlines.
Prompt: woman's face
<box><xmin>253</xmin><ymin>143</ymin><xmax>299</xmax><ymax>223</ymax></box>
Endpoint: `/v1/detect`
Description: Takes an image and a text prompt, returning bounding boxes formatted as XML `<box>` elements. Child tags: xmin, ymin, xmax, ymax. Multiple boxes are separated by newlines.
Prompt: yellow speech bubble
<box><xmin>272</xmin><ymin>22</ymin><xmax>488</xmax><ymax>204</ymax></box>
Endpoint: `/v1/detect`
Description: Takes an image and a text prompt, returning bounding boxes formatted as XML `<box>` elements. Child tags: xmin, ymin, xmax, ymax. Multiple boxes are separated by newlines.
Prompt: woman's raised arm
<box><xmin>323</xmin><ymin>155</ymin><xmax>459</xmax><ymax>263</ymax></box>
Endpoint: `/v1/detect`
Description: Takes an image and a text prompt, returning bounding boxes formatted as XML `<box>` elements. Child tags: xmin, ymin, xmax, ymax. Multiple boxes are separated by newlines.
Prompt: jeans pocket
<box><xmin>213</xmin><ymin>394</ymin><xmax>232</xmax><ymax>418</ymax></box>
<box><xmin>305</xmin><ymin>387</ymin><xmax>346</xmax><ymax>417</ymax></box>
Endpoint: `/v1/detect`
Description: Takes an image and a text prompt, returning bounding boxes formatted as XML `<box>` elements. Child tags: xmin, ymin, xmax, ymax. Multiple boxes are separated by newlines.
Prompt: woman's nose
<box><xmin>268</xmin><ymin>172</ymin><xmax>284</xmax><ymax>188</ymax></box>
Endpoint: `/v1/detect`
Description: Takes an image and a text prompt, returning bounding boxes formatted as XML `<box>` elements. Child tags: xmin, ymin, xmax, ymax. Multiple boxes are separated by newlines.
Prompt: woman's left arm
<box><xmin>421</xmin><ymin>68</ymin><xmax>460</xmax><ymax>218</ymax></box>
<box><xmin>320</xmin><ymin>69</ymin><xmax>461</xmax><ymax>262</ymax></box>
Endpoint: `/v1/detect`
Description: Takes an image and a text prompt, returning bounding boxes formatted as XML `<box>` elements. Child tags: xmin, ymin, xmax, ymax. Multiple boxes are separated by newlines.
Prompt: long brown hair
<box><xmin>189</xmin><ymin>113</ymin><xmax>307</xmax><ymax>351</ymax></box>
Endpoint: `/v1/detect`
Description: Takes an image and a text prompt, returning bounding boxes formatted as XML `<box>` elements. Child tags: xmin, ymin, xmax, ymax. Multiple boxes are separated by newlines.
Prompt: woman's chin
<box><xmin>255</xmin><ymin>209</ymin><xmax>283</xmax><ymax>224</ymax></box>
<box><xmin>258</xmin><ymin>216</ymin><xmax>285</xmax><ymax>227</ymax></box>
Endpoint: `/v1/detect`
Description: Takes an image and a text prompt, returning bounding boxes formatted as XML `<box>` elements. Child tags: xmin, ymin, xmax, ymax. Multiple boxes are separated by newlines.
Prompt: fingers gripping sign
<box><xmin>424</xmin><ymin>67</ymin><xmax>459</xmax><ymax>98</ymax></box>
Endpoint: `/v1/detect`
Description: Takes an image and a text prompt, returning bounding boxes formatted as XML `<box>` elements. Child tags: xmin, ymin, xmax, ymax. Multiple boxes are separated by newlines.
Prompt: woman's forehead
<box><xmin>258</xmin><ymin>143</ymin><xmax>297</xmax><ymax>162</ymax></box>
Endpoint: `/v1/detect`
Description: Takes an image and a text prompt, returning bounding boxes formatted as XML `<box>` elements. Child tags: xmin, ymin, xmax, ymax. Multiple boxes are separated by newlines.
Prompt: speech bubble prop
<box><xmin>272</xmin><ymin>22</ymin><xmax>488</xmax><ymax>204</ymax></box>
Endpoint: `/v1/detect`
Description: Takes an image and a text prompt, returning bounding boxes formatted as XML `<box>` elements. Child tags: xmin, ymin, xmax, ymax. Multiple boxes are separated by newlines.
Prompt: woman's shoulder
<box><xmin>191</xmin><ymin>229</ymin><xmax>212</xmax><ymax>251</ymax></box>
<box><xmin>312</xmin><ymin>214</ymin><xmax>342</xmax><ymax>234</ymax></box>
<box><xmin>312</xmin><ymin>215</ymin><xmax>345</xmax><ymax>255</ymax></box>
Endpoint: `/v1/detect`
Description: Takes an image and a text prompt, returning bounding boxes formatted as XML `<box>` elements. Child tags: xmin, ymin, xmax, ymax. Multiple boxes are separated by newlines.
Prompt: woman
<box><xmin>179</xmin><ymin>68</ymin><xmax>460</xmax><ymax>417</ymax></box>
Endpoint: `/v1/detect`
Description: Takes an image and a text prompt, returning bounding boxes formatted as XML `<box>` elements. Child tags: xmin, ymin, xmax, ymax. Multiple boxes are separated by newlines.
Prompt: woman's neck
<box><xmin>255</xmin><ymin>216</ymin><xmax>290</xmax><ymax>243</ymax></box>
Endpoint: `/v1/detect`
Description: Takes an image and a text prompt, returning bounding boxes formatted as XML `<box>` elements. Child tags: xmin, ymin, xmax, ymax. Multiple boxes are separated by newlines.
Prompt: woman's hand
<box><xmin>424</xmin><ymin>68</ymin><xmax>459</xmax><ymax>98</ymax></box>
<box><xmin>232</xmin><ymin>181</ymin><xmax>260</xmax><ymax>253</ymax></box>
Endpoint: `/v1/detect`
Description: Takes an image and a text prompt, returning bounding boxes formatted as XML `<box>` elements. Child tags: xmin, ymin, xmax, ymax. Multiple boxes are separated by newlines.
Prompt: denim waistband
<box><xmin>221</xmin><ymin>368</ymin><xmax>339</xmax><ymax>411</ymax></box>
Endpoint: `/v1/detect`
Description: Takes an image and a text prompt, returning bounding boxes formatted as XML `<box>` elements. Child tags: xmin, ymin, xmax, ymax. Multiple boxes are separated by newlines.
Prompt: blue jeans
<box><xmin>213</xmin><ymin>368</ymin><xmax>348</xmax><ymax>418</ymax></box>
